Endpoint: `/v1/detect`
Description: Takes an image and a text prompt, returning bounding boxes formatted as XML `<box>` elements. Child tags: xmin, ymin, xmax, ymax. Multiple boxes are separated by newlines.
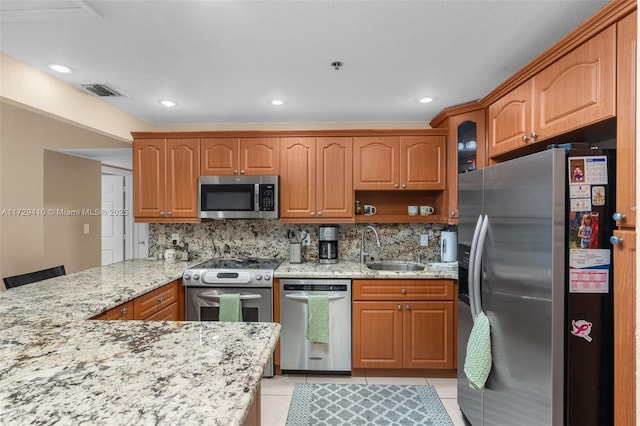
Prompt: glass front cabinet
<box><xmin>429</xmin><ymin>103</ymin><xmax>486</xmax><ymax>223</ymax></box>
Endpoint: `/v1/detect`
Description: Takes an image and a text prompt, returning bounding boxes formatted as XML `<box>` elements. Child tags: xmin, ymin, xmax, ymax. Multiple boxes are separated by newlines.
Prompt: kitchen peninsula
<box><xmin>0</xmin><ymin>259</ymin><xmax>280</xmax><ymax>426</ymax></box>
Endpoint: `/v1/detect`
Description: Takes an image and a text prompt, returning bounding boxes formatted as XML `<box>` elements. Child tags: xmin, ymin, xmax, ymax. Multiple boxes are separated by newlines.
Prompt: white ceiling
<box><xmin>1</xmin><ymin>0</ymin><xmax>609</xmax><ymax>126</ymax></box>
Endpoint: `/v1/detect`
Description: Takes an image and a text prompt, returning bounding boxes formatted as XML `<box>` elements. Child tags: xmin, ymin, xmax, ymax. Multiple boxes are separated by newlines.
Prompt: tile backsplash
<box><xmin>149</xmin><ymin>221</ymin><xmax>456</xmax><ymax>263</ymax></box>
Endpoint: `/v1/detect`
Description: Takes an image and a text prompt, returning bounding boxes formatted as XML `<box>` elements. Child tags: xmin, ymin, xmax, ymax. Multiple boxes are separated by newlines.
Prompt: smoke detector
<box><xmin>331</xmin><ymin>61</ymin><xmax>343</xmax><ymax>70</ymax></box>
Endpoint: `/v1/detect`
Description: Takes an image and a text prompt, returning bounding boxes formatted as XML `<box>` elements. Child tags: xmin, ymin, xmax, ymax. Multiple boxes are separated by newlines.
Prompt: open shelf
<box><xmin>355</xmin><ymin>190</ymin><xmax>446</xmax><ymax>224</ymax></box>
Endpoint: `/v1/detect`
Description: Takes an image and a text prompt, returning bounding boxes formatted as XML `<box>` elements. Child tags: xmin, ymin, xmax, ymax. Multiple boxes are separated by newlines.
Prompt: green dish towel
<box><xmin>219</xmin><ymin>293</ymin><xmax>242</xmax><ymax>322</ymax></box>
<box><xmin>464</xmin><ymin>311</ymin><xmax>492</xmax><ymax>390</ymax></box>
<box><xmin>306</xmin><ymin>294</ymin><xmax>329</xmax><ymax>344</ymax></box>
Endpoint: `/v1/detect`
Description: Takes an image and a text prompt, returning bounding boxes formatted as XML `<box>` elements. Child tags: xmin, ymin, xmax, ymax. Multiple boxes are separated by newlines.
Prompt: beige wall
<box><xmin>0</xmin><ymin>102</ymin><xmax>131</xmax><ymax>289</ymax></box>
<box><xmin>43</xmin><ymin>151</ymin><xmax>102</xmax><ymax>274</ymax></box>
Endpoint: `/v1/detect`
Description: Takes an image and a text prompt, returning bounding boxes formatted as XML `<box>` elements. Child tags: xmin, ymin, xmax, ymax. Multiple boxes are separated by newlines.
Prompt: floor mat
<box><xmin>285</xmin><ymin>383</ymin><xmax>454</xmax><ymax>425</ymax></box>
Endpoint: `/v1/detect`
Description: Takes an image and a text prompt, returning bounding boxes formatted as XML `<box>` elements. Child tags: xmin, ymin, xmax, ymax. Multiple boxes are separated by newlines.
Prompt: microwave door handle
<box><xmin>254</xmin><ymin>184</ymin><xmax>260</xmax><ymax>212</ymax></box>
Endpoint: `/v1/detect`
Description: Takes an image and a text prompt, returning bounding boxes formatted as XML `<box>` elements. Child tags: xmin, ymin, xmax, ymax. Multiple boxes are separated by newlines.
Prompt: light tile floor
<box><xmin>260</xmin><ymin>374</ymin><xmax>465</xmax><ymax>426</ymax></box>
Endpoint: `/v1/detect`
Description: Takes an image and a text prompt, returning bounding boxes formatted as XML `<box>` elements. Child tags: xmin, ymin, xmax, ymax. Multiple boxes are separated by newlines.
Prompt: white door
<box><xmin>102</xmin><ymin>175</ymin><xmax>125</xmax><ymax>265</ymax></box>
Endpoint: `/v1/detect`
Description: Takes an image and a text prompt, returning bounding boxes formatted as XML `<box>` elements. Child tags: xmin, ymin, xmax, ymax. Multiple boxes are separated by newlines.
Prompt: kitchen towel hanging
<box><xmin>464</xmin><ymin>311</ymin><xmax>492</xmax><ymax>390</ymax></box>
<box><xmin>306</xmin><ymin>294</ymin><xmax>329</xmax><ymax>344</ymax></box>
<box><xmin>219</xmin><ymin>293</ymin><xmax>243</xmax><ymax>322</ymax></box>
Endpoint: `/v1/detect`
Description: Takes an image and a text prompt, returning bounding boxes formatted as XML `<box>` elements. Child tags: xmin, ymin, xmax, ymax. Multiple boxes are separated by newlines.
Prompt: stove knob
<box><xmin>255</xmin><ymin>274</ymin><xmax>263</xmax><ymax>280</ymax></box>
<box><xmin>192</xmin><ymin>273</ymin><xmax>200</xmax><ymax>280</ymax></box>
<box><xmin>183</xmin><ymin>272</ymin><xmax>192</xmax><ymax>280</ymax></box>
<box><xmin>264</xmin><ymin>274</ymin><xmax>271</xmax><ymax>281</ymax></box>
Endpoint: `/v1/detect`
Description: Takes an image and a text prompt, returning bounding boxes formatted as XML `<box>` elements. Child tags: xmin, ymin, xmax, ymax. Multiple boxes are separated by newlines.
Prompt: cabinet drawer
<box><xmin>353</xmin><ymin>280</ymin><xmax>454</xmax><ymax>301</ymax></box>
<box><xmin>100</xmin><ymin>301</ymin><xmax>134</xmax><ymax>320</ymax></box>
<box><xmin>133</xmin><ymin>281</ymin><xmax>179</xmax><ymax>319</ymax></box>
<box><xmin>144</xmin><ymin>302</ymin><xmax>179</xmax><ymax>321</ymax></box>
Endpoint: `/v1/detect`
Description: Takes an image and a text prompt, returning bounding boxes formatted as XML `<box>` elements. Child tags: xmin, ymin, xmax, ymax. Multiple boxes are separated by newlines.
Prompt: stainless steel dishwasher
<box><xmin>279</xmin><ymin>278</ymin><xmax>351</xmax><ymax>374</ymax></box>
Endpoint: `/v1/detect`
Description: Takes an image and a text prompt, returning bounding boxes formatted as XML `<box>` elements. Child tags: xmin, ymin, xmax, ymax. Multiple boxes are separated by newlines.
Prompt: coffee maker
<box><xmin>318</xmin><ymin>225</ymin><xmax>339</xmax><ymax>264</ymax></box>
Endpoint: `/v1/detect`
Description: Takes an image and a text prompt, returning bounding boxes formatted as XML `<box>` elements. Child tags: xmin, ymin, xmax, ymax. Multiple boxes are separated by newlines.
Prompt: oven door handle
<box><xmin>284</xmin><ymin>293</ymin><xmax>345</xmax><ymax>301</ymax></box>
<box><xmin>198</xmin><ymin>292</ymin><xmax>262</xmax><ymax>300</ymax></box>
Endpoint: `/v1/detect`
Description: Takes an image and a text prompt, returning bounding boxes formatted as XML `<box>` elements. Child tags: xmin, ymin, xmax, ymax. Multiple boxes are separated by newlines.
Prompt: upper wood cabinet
<box><xmin>280</xmin><ymin>137</ymin><xmax>353</xmax><ymax>222</ymax></box>
<box><xmin>353</xmin><ymin>135</ymin><xmax>446</xmax><ymax>190</ymax></box>
<box><xmin>200</xmin><ymin>137</ymin><xmax>279</xmax><ymax>176</ymax></box>
<box><xmin>488</xmin><ymin>26</ymin><xmax>616</xmax><ymax>159</ymax></box>
<box><xmin>133</xmin><ymin>138</ymin><xmax>200</xmax><ymax>222</ymax></box>
<box><xmin>430</xmin><ymin>103</ymin><xmax>486</xmax><ymax>223</ymax></box>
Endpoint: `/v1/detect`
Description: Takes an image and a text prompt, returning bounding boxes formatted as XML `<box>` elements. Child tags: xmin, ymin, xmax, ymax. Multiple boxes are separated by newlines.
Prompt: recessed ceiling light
<box><xmin>419</xmin><ymin>97</ymin><xmax>434</xmax><ymax>104</ymax></box>
<box><xmin>159</xmin><ymin>100</ymin><xmax>177</xmax><ymax>108</ymax></box>
<box><xmin>49</xmin><ymin>64</ymin><xmax>73</xmax><ymax>74</ymax></box>
<box><xmin>271</xmin><ymin>99</ymin><xmax>284</xmax><ymax>106</ymax></box>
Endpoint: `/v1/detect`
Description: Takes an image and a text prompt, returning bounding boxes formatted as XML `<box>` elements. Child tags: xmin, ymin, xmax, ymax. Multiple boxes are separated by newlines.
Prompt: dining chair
<box><xmin>3</xmin><ymin>265</ymin><xmax>66</xmax><ymax>289</ymax></box>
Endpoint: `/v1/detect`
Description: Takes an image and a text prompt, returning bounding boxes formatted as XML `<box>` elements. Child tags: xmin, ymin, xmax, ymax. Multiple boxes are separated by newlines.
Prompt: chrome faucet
<box><xmin>360</xmin><ymin>225</ymin><xmax>382</xmax><ymax>263</ymax></box>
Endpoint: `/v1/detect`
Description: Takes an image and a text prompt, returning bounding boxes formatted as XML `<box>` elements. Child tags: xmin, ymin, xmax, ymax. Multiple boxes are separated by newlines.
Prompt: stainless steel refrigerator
<box><xmin>457</xmin><ymin>148</ymin><xmax>614</xmax><ymax>426</ymax></box>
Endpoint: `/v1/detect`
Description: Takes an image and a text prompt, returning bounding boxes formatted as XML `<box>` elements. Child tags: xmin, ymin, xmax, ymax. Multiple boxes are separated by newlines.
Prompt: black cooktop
<box><xmin>191</xmin><ymin>257</ymin><xmax>282</xmax><ymax>270</ymax></box>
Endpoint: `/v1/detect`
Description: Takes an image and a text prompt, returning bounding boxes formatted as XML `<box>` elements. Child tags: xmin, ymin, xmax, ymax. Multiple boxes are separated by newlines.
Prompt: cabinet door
<box><xmin>240</xmin><ymin>138</ymin><xmax>280</xmax><ymax>175</ymax></box>
<box><xmin>533</xmin><ymin>26</ymin><xmax>615</xmax><ymax>141</ymax></box>
<box><xmin>133</xmin><ymin>138</ymin><xmax>165</xmax><ymax>218</ymax></box>
<box><xmin>280</xmin><ymin>137</ymin><xmax>317</xmax><ymax>218</ymax></box>
<box><xmin>316</xmin><ymin>137</ymin><xmax>353</xmax><ymax>218</ymax></box>
<box><xmin>144</xmin><ymin>302</ymin><xmax>179</xmax><ymax>321</ymax></box>
<box><xmin>200</xmin><ymin>138</ymin><xmax>238</xmax><ymax>175</ymax></box>
<box><xmin>353</xmin><ymin>137</ymin><xmax>400</xmax><ymax>190</ymax></box>
<box><xmin>616</xmin><ymin>12</ymin><xmax>636</xmax><ymax>229</ymax></box>
<box><xmin>402</xmin><ymin>301</ymin><xmax>454</xmax><ymax>369</ymax></box>
<box><xmin>352</xmin><ymin>301</ymin><xmax>403</xmax><ymax>369</ymax></box>
<box><xmin>400</xmin><ymin>136</ymin><xmax>446</xmax><ymax>190</ymax></box>
<box><xmin>165</xmin><ymin>139</ymin><xmax>199</xmax><ymax>218</ymax></box>
<box><xmin>613</xmin><ymin>229</ymin><xmax>636</xmax><ymax>425</ymax></box>
<box><xmin>444</xmin><ymin>109</ymin><xmax>486</xmax><ymax>222</ymax></box>
<box><xmin>488</xmin><ymin>80</ymin><xmax>533</xmax><ymax>158</ymax></box>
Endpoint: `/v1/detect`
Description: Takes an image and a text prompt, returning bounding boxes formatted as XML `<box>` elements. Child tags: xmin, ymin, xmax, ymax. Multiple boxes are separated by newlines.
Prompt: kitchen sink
<box><xmin>365</xmin><ymin>261</ymin><xmax>425</xmax><ymax>271</ymax></box>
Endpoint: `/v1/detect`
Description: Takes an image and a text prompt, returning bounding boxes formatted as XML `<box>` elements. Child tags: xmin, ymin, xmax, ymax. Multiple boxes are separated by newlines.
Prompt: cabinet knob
<box><xmin>613</xmin><ymin>212</ymin><xmax>627</xmax><ymax>221</ymax></box>
<box><xmin>530</xmin><ymin>132</ymin><xmax>539</xmax><ymax>140</ymax></box>
<box><xmin>317</xmin><ymin>211</ymin><xmax>322</xmax><ymax>216</ymax></box>
<box><xmin>610</xmin><ymin>235</ymin><xmax>624</xmax><ymax>245</ymax></box>
<box><xmin>158</xmin><ymin>296</ymin><xmax>164</xmax><ymax>303</ymax></box>
<box><xmin>397</xmin><ymin>304</ymin><xmax>402</xmax><ymax>311</ymax></box>
<box><xmin>401</xmin><ymin>184</ymin><xmax>406</xmax><ymax>189</ymax></box>
<box><xmin>233</xmin><ymin>170</ymin><xmax>238</xmax><ymax>175</ymax></box>
<box><xmin>521</xmin><ymin>135</ymin><xmax>530</xmax><ymax>142</ymax></box>
<box><xmin>240</xmin><ymin>170</ymin><xmax>245</xmax><ymax>174</ymax></box>
<box><xmin>167</xmin><ymin>211</ymin><xmax>172</xmax><ymax>216</ymax></box>
<box><xmin>159</xmin><ymin>211</ymin><xmax>165</xmax><ymax>216</ymax></box>
<box><xmin>406</xmin><ymin>304</ymin><xmax>411</xmax><ymax>310</ymax></box>
<box><xmin>121</xmin><ymin>307</ymin><xmax>127</xmax><ymax>315</ymax></box>
<box><xmin>394</xmin><ymin>184</ymin><xmax>399</xmax><ymax>188</ymax></box>
<box><xmin>310</xmin><ymin>212</ymin><xmax>315</xmax><ymax>216</ymax></box>
<box><xmin>450</xmin><ymin>211</ymin><xmax>456</xmax><ymax>217</ymax></box>
<box><xmin>401</xmin><ymin>288</ymin><xmax>407</xmax><ymax>294</ymax></box>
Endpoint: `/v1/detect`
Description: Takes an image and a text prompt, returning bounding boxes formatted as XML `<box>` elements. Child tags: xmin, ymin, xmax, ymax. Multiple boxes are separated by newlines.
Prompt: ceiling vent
<box><xmin>78</xmin><ymin>83</ymin><xmax>127</xmax><ymax>98</ymax></box>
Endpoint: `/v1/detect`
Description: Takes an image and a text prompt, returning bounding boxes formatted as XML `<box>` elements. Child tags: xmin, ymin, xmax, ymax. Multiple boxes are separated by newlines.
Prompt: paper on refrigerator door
<box><xmin>569</xmin><ymin>249</ymin><xmax>610</xmax><ymax>293</ymax></box>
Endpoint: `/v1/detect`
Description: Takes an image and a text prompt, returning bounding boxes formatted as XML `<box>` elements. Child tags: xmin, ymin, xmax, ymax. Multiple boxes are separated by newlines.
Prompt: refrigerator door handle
<box><xmin>472</xmin><ymin>214</ymin><xmax>489</xmax><ymax>318</ymax></box>
<box><xmin>468</xmin><ymin>214</ymin><xmax>484</xmax><ymax>321</ymax></box>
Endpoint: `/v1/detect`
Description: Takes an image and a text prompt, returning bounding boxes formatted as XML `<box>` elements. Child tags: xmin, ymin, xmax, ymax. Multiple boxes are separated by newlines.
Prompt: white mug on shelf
<box><xmin>408</xmin><ymin>205</ymin><xmax>418</xmax><ymax>216</ymax></box>
<box><xmin>364</xmin><ymin>204</ymin><xmax>377</xmax><ymax>215</ymax></box>
<box><xmin>420</xmin><ymin>205</ymin><xmax>435</xmax><ymax>216</ymax></box>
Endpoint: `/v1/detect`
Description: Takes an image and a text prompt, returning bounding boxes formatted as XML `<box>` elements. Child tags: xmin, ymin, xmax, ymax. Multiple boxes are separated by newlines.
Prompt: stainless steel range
<box><xmin>182</xmin><ymin>257</ymin><xmax>282</xmax><ymax>376</ymax></box>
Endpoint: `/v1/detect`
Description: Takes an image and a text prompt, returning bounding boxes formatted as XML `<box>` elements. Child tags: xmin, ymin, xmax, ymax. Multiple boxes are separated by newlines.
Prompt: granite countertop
<box><xmin>274</xmin><ymin>259</ymin><xmax>458</xmax><ymax>280</ymax></box>
<box><xmin>0</xmin><ymin>259</ymin><xmax>280</xmax><ymax>426</ymax></box>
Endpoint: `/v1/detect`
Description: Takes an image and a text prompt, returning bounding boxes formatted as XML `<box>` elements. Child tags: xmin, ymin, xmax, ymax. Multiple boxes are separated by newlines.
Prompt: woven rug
<box><xmin>285</xmin><ymin>383</ymin><xmax>454</xmax><ymax>426</ymax></box>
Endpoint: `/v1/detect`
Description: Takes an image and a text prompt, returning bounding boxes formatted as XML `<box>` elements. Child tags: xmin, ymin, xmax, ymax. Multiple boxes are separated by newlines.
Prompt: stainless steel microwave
<box><xmin>198</xmin><ymin>175</ymin><xmax>279</xmax><ymax>219</ymax></box>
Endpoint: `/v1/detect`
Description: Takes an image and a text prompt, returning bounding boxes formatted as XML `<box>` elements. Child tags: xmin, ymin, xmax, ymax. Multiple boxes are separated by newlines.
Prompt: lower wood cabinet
<box><xmin>352</xmin><ymin>279</ymin><xmax>455</xmax><ymax>371</ymax></box>
<box><xmin>93</xmin><ymin>280</ymin><xmax>182</xmax><ymax>321</ymax></box>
